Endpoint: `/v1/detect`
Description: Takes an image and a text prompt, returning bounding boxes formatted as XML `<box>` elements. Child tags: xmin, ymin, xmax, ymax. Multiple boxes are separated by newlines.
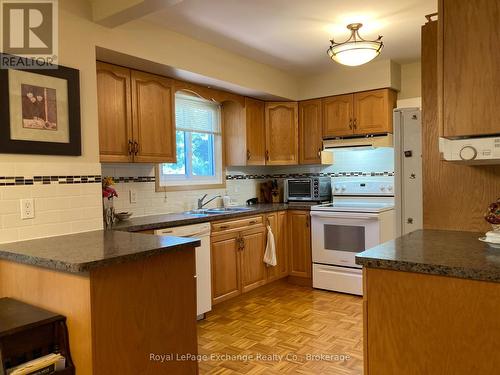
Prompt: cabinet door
<box><xmin>299</xmin><ymin>99</ymin><xmax>323</xmax><ymax>164</ymax></box>
<box><xmin>245</xmin><ymin>97</ymin><xmax>266</xmax><ymax>165</ymax></box>
<box><xmin>96</xmin><ymin>62</ymin><xmax>133</xmax><ymax>162</ymax></box>
<box><xmin>322</xmin><ymin>94</ymin><xmax>353</xmax><ymax>137</ymax></box>
<box><xmin>222</xmin><ymin>100</ymin><xmax>246</xmax><ymax>166</ymax></box>
<box><xmin>131</xmin><ymin>70</ymin><xmax>176</xmax><ymax>163</ymax></box>
<box><xmin>266</xmin><ymin>211</ymin><xmax>289</xmax><ymax>282</ymax></box>
<box><xmin>240</xmin><ymin>227</ymin><xmax>267</xmax><ymax>293</ymax></box>
<box><xmin>276</xmin><ymin>211</ymin><xmax>289</xmax><ymax>278</ymax></box>
<box><xmin>211</xmin><ymin>232</ymin><xmax>241</xmax><ymax>304</ymax></box>
<box><xmin>265</xmin><ymin>102</ymin><xmax>298</xmax><ymax>165</ymax></box>
<box><xmin>353</xmin><ymin>89</ymin><xmax>396</xmax><ymax>134</ymax></box>
<box><xmin>439</xmin><ymin>0</ymin><xmax>500</xmax><ymax>137</ymax></box>
<box><xmin>288</xmin><ymin>210</ymin><xmax>311</xmax><ymax>279</ymax></box>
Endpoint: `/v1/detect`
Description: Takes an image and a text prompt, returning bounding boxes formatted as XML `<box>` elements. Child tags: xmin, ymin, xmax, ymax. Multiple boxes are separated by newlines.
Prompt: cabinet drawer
<box><xmin>211</xmin><ymin>215</ymin><xmax>263</xmax><ymax>232</ymax></box>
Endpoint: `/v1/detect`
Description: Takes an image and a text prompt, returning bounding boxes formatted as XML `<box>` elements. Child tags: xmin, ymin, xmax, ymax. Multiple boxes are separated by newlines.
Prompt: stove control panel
<box><xmin>333</xmin><ymin>180</ymin><xmax>394</xmax><ymax>196</ymax></box>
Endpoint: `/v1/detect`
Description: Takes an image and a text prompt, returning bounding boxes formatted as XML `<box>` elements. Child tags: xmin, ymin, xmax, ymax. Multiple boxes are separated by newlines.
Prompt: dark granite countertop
<box><xmin>114</xmin><ymin>203</ymin><xmax>313</xmax><ymax>232</ymax></box>
<box><xmin>0</xmin><ymin>230</ymin><xmax>200</xmax><ymax>274</ymax></box>
<box><xmin>356</xmin><ymin>229</ymin><xmax>500</xmax><ymax>283</ymax></box>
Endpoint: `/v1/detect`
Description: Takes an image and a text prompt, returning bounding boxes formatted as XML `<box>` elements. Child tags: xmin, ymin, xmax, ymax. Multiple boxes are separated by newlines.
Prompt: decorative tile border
<box><xmin>225</xmin><ymin>171</ymin><xmax>394</xmax><ymax>180</ymax></box>
<box><xmin>98</xmin><ymin>171</ymin><xmax>395</xmax><ymax>185</ymax></box>
<box><xmin>110</xmin><ymin>176</ymin><xmax>156</xmax><ymax>183</ymax></box>
<box><xmin>0</xmin><ymin>175</ymin><xmax>102</xmax><ymax>186</ymax></box>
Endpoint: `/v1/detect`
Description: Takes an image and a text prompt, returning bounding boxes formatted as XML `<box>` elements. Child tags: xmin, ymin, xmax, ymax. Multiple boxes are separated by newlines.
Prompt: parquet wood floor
<box><xmin>198</xmin><ymin>280</ymin><xmax>363</xmax><ymax>374</ymax></box>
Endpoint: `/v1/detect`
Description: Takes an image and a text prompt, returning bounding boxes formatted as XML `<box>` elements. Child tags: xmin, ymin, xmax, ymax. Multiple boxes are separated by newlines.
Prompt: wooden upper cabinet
<box><xmin>439</xmin><ymin>0</ymin><xmax>500</xmax><ymax>137</ymax></box>
<box><xmin>131</xmin><ymin>70</ymin><xmax>176</xmax><ymax>163</ymax></box>
<box><xmin>97</xmin><ymin>63</ymin><xmax>176</xmax><ymax>163</ymax></box>
<box><xmin>240</xmin><ymin>227</ymin><xmax>267</xmax><ymax>293</ymax></box>
<box><xmin>265</xmin><ymin>102</ymin><xmax>298</xmax><ymax>165</ymax></box>
<box><xmin>222</xmin><ymin>97</ymin><xmax>265</xmax><ymax>166</ymax></box>
<box><xmin>353</xmin><ymin>89</ymin><xmax>396</xmax><ymax>135</ymax></box>
<box><xmin>288</xmin><ymin>210</ymin><xmax>311</xmax><ymax>279</ymax></box>
<box><xmin>222</xmin><ymin>100</ymin><xmax>246</xmax><ymax>166</ymax></box>
<box><xmin>245</xmin><ymin>98</ymin><xmax>266</xmax><ymax>165</ymax></box>
<box><xmin>96</xmin><ymin>62</ymin><xmax>133</xmax><ymax>162</ymax></box>
<box><xmin>322</xmin><ymin>94</ymin><xmax>353</xmax><ymax>137</ymax></box>
<box><xmin>299</xmin><ymin>99</ymin><xmax>323</xmax><ymax>164</ymax></box>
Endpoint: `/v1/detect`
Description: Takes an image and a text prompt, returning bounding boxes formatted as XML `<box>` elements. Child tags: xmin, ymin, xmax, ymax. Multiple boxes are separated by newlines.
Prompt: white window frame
<box><xmin>156</xmin><ymin>92</ymin><xmax>225</xmax><ymax>191</ymax></box>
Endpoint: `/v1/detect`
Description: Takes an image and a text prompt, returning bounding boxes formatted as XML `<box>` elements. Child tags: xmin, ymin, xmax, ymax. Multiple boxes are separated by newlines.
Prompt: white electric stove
<box><xmin>311</xmin><ymin>179</ymin><xmax>396</xmax><ymax>295</ymax></box>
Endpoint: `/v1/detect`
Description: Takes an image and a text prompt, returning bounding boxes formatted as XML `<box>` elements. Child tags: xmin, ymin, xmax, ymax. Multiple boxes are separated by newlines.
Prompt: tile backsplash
<box><xmin>0</xmin><ymin>162</ymin><xmax>103</xmax><ymax>244</ymax></box>
<box><xmin>102</xmin><ymin>147</ymin><xmax>394</xmax><ymax>218</ymax></box>
<box><xmin>101</xmin><ymin>164</ymin><xmax>261</xmax><ymax>216</ymax></box>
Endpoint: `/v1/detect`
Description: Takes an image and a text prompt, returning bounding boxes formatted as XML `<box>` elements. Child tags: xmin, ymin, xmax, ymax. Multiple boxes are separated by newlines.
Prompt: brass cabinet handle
<box><xmin>128</xmin><ymin>140</ymin><xmax>134</xmax><ymax>155</ymax></box>
<box><xmin>317</xmin><ymin>148</ymin><xmax>322</xmax><ymax>157</ymax></box>
<box><xmin>265</xmin><ymin>150</ymin><xmax>270</xmax><ymax>161</ymax></box>
<box><xmin>353</xmin><ymin>118</ymin><xmax>357</xmax><ymax>130</ymax></box>
<box><xmin>248</xmin><ymin>220</ymin><xmax>256</xmax><ymax>225</ymax></box>
<box><xmin>133</xmin><ymin>141</ymin><xmax>139</xmax><ymax>156</ymax></box>
<box><xmin>246</xmin><ymin>149</ymin><xmax>251</xmax><ymax>161</ymax></box>
<box><xmin>349</xmin><ymin>118</ymin><xmax>353</xmax><ymax>130</ymax></box>
<box><xmin>219</xmin><ymin>225</ymin><xmax>229</xmax><ymax>230</ymax></box>
<box><xmin>236</xmin><ymin>235</ymin><xmax>245</xmax><ymax>250</ymax></box>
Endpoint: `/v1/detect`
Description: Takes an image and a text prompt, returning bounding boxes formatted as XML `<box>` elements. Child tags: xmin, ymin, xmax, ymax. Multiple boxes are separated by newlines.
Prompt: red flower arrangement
<box><xmin>102</xmin><ymin>177</ymin><xmax>118</xmax><ymax>200</ymax></box>
<box><xmin>485</xmin><ymin>198</ymin><xmax>500</xmax><ymax>225</ymax></box>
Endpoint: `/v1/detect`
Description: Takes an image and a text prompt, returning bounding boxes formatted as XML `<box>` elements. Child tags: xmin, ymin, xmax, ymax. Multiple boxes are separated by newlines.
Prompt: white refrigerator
<box><xmin>393</xmin><ymin>107</ymin><xmax>423</xmax><ymax>236</ymax></box>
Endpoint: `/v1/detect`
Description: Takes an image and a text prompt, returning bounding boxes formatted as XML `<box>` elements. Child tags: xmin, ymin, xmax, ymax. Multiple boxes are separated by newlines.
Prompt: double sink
<box><xmin>186</xmin><ymin>207</ymin><xmax>254</xmax><ymax>216</ymax></box>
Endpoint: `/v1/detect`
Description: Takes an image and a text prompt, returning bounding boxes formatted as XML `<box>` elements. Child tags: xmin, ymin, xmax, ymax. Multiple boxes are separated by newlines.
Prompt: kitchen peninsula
<box><xmin>356</xmin><ymin>230</ymin><xmax>500</xmax><ymax>375</ymax></box>
<box><xmin>0</xmin><ymin>230</ymin><xmax>200</xmax><ymax>375</ymax></box>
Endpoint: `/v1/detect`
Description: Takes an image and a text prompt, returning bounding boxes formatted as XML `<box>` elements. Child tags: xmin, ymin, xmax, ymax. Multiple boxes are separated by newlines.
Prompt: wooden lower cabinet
<box><xmin>211</xmin><ymin>210</ymin><xmax>296</xmax><ymax>304</ymax></box>
<box><xmin>240</xmin><ymin>227</ymin><xmax>267</xmax><ymax>293</ymax></box>
<box><xmin>211</xmin><ymin>225</ymin><xmax>267</xmax><ymax>304</ymax></box>
<box><xmin>266</xmin><ymin>211</ymin><xmax>289</xmax><ymax>282</ymax></box>
<box><xmin>210</xmin><ymin>231</ymin><xmax>241</xmax><ymax>304</ymax></box>
<box><xmin>288</xmin><ymin>210</ymin><xmax>312</xmax><ymax>281</ymax></box>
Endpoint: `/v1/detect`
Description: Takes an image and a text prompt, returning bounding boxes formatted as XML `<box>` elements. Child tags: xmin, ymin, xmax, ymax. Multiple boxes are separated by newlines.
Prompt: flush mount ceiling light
<box><xmin>327</xmin><ymin>23</ymin><xmax>383</xmax><ymax>66</ymax></box>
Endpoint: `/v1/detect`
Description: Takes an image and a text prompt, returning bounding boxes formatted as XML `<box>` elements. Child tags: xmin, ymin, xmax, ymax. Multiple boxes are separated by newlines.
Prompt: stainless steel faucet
<box><xmin>197</xmin><ymin>194</ymin><xmax>221</xmax><ymax>209</ymax></box>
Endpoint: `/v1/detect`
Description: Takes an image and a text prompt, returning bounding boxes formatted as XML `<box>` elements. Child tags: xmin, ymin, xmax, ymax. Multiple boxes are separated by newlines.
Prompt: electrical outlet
<box><xmin>129</xmin><ymin>189</ymin><xmax>137</xmax><ymax>204</ymax></box>
<box><xmin>20</xmin><ymin>198</ymin><xmax>35</xmax><ymax>220</ymax></box>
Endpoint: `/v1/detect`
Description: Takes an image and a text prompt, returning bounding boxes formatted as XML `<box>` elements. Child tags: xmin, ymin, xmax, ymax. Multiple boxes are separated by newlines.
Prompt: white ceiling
<box><xmin>144</xmin><ymin>0</ymin><xmax>437</xmax><ymax>76</ymax></box>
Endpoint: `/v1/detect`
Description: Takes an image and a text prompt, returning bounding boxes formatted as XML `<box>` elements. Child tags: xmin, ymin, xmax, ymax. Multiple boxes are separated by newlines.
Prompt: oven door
<box><xmin>311</xmin><ymin>211</ymin><xmax>381</xmax><ymax>268</ymax></box>
<box><xmin>286</xmin><ymin>179</ymin><xmax>313</xmax><ymax>201</ymax></box>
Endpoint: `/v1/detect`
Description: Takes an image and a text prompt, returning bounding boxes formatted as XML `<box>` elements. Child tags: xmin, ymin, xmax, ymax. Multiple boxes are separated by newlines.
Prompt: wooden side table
<box><xmin>0</xmin><ymin>298</ymin><xmax>74</xmax><ymax>375</ymax></box>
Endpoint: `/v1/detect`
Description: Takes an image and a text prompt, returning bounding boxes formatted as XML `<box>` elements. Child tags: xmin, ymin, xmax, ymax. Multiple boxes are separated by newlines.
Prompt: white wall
<box><xmin>297</xmin><ymin>59</ymin><xmax>401</xmax><ymax>100</ymax></box>
<box><xmin>398</xmin><ymin>61</ymin><xmax>421</xmax><ymax>100</ymax></box>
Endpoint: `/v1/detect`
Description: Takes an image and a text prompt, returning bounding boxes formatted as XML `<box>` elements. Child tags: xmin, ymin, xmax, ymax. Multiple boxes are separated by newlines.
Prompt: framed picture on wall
<box><xmin>0</xmin><ymin>54</ymin><xmax>81</xmax><ymax>156</ymax></box>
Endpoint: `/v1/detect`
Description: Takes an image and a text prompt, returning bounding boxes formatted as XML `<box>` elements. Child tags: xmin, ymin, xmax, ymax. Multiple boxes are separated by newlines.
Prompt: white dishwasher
<box><xmin>154</xmin><ymin>223</ymin><xmax>212</xmax><ymax>318</ymax></box>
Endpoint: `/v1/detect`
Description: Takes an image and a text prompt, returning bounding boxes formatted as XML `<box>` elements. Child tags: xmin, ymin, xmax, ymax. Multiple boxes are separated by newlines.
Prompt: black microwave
<box><xmin>284</xmin><ymin>177</ymin><xmax>331</xmax><ymax>202</ymax></box>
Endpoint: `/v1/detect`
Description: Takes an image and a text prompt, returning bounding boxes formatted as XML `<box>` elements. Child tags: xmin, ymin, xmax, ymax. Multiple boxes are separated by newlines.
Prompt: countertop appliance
<box><xmin>155</xmin><ymin>223</ymin><xmax>211</xmax><ymax>318</ymax></box>
<box><xmin>439</xmin><ymin>136</ymin><xmax>500</xmax><ymax>164</ymax></box>
<box><xmin>284</xmin><ymin>176</ymin><xmax>331</xmax><ymax>203</ymax></box>
<box><xmin>311</xmin><ymin>179</ymin><xmax>395</xmax><ymax>295</ymax></box>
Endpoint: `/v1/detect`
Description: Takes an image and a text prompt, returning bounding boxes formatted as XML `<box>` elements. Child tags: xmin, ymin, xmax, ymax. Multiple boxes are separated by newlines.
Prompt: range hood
<box><xmin>323</xmin><ymin>134</ymin><xmax>393</xmax><ymax>150</ymax></box>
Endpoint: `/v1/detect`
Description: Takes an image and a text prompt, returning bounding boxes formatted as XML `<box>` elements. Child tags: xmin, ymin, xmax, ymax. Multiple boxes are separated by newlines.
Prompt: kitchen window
<box><xmin>157</xmin><ymin>93</ymin><xmax>224</xmax><ymax>190</ymax></box>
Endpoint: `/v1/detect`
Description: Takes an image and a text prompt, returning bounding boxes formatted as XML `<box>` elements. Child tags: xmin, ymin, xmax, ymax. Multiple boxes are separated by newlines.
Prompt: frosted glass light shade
<box><xmin>327</xmin><ymin>41</ymin><xmax>383</xmax><ymax>66</ymax></box>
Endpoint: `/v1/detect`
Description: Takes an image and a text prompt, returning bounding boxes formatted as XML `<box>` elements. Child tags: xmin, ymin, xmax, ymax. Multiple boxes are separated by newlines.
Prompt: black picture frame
<box><xmin>0</xmin><ymin>54</ymin><xmax>81</xmax><ymax>156</ymax></box>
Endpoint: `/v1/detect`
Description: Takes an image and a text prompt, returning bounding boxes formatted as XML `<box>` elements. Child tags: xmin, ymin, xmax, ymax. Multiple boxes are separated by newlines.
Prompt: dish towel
<box><xmin>263</xmin><ymin>225</ymin><xmax>277</xmax><ymax>267</ymax></box>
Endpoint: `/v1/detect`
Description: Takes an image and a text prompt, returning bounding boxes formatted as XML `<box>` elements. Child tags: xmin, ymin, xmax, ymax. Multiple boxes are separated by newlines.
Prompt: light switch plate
<box><xmin>129</xmin><ymin>189</ymin><xmax>137</xmax><ymax>203</ymax></box>
<box><xmin>20</xmin><ymin>198</ymin><xmax>35</xmax><ymax>219</ymax></box>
